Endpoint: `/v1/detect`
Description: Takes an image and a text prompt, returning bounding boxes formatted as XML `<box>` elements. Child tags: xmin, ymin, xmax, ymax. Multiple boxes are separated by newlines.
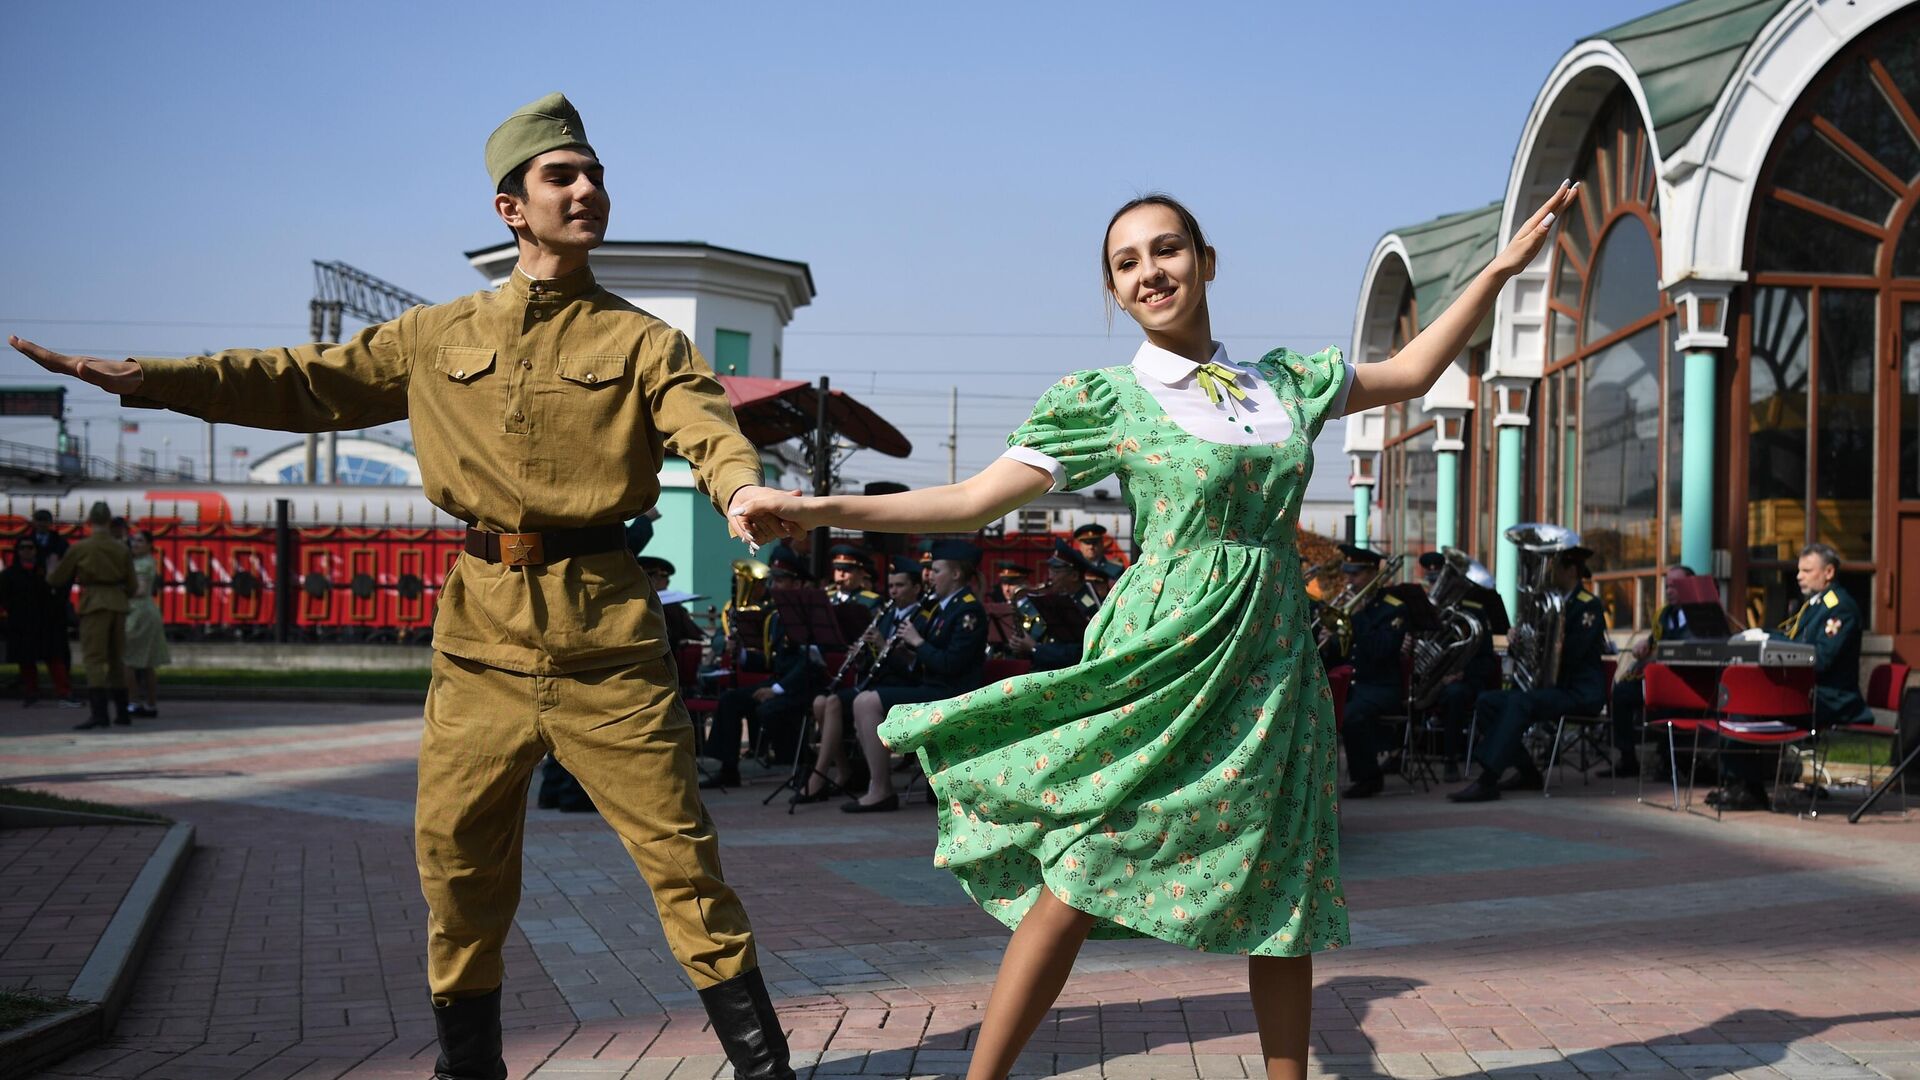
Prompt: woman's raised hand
<box><xmin>8</xmin><ymin>337</ymin><xmax>145</xmax><ymax>396</ymax></box>
<box><xmin>1486</xmin><ymin>181</ymin><xmax>1580</xmax><ymax>281</ymax></box>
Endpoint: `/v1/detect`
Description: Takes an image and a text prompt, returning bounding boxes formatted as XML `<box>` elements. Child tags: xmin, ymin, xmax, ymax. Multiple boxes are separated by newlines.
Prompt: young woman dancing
<box><xmin>733</xmin><ymin>183</ymin><xmax>1576</xmax><ymax>1080</ymax></box>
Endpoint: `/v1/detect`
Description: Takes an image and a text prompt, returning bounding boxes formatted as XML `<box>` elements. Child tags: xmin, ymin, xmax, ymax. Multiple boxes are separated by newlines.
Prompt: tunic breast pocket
<box><xmin>550</xmin><ymin>354</ymin><xmax>632</xmax><ymax>426</ymax></box>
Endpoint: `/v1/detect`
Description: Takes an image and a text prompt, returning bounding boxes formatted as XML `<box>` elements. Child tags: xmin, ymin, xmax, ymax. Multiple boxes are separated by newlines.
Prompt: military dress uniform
<box><xmin>47</xmin><ymin>508</ymin><xmax>137</xmax><ymax>730</ymax></box>
<box><xmin>872</xmin><ymin>584</ymin><xmax>988</xmax><ymax>712</ymax></box>
<box><xmin>117</xmin><ymin>91</ymin><xmax>795</xmax><ymax>1080</ymax></box>
<box><xmin>1432</xmin><ymin>594</ymin><xmax>1502</xmax><ymax>766</ymax></box>
<box><xmin>1773</xmin><ymin>584</ymin><xmax>1870</xmax><ymax>726</ymax></box>
<box><xmin>1455</xmin><ymin>585</ymin><xmax>1609</xmax><ymax>799</ymax></box>
<box><xmin>1018</xmin><ymin>586</ymin><xmax>1102</xmax><ymax>672</ymax></box>
<box><xmin>1338</xmin><ymin>589</ymin><xmax>1412</xmax><ymax>794</ymax></box>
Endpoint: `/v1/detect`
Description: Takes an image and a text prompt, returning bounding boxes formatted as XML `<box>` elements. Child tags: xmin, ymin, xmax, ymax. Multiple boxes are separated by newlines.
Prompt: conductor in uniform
<box><xmin>1450</xmin><ymin>546</ymin><xmax>1609</xmax><ymax>803</ymax></box>
<box><xmin>12</xmin><ymin>93</ymin><xmax>800</xmax><ymax>1079</ymax></box>
<box><xmin>1335</xmin><ymin>546</ymin><xmax>1412</xmax><ymax>799</ymax></box>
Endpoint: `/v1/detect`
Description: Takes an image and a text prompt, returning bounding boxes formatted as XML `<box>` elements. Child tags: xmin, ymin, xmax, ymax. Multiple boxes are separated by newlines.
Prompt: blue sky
<box><xmin>0</xmin><ymin>1</ymin><xmax>1656</xmax><ymax>498</ymax></box>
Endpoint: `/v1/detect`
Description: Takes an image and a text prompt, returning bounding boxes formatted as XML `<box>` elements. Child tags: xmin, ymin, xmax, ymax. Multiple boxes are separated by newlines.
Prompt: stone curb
<box><xmin>0</xmin><ymin>806</ymin><xmax>169</xmax><ymax>829</ymax></box>
<box><xmin>0</xmin><ymin>1004</ymin><xmax>100</xmax><ymax>1080</ymax></box>
<box><xmin>0</xmin><ymin>821</ymin><xmax>195</xmax><ymax>1077</ymax></box>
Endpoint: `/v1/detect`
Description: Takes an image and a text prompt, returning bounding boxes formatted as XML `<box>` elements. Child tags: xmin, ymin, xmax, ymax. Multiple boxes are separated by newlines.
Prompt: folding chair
<box><xmin>1689</xmin><ymin>664</ymin><xmax>1816</xmax><ymax>820</ymax></box>
<box><xmin>1544</xmin><ymin>659</ymin><xmax>1619</xmax><ymax>795</ymax></box>
<box><xmin>1809</xmin><ymin>661</ymin><xmax>1909</xmax><ymax>819</ymax></box>
<box><xmin>1637</xmin><ymin>661</ymin><xmax>1718</xmax><ymax>811</ymax></box>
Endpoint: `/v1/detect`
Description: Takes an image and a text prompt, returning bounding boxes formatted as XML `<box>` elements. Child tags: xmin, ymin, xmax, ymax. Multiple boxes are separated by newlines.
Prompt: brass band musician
<box><xmin>794</xmin><ymin>556</ymin><xmax>929</xmax><ymax>805</ymax></box>
<box><xmin>1004</xmin><ymin>543</ymin><xmax>1104</xmax><ymax>672</ymax></box>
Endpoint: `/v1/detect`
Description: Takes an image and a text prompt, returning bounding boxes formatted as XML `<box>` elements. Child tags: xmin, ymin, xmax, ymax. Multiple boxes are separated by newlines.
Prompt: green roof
<box><xmin>1588</xmin><ymin>0</ymin><xmax>1791</xmax><ymax>156</ymax></box>
<box><xmin>1390</xmin><ymin>202</ymin><xmax>1504</xmax><ymax>330</ymax></box>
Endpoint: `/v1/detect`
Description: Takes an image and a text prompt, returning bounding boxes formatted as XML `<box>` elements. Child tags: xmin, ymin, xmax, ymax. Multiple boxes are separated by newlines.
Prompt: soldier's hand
<box><xmin>898</xmin><ymin>622</ymin><xmax>925</xmax><ymax>647</ymax></box>
<box><xmin>8</xmin><ymin>337</ymin><xmax>145</xmax><ymax>396</ymax></box>
<box><xmin>729</xmin><ymin>487</ymin><xmax>825</xmax><ymax>541</ymax></box>
<box><xmin>1009</xmin><ymin>631</ymin><xmax>1036</xmax><ymax>654</ymax></box>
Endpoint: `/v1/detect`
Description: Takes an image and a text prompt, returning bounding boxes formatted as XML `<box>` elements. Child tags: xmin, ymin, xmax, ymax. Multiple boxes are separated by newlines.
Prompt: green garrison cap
<box><xmin>486</xmin><ymin>92</ymin><xmax>595</xmax><ymax>189</ymax></box>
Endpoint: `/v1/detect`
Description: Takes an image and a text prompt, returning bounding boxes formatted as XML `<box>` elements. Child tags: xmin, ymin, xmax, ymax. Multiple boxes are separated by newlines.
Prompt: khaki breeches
<box><xmin>416</xmin><ymin>650</ymin><xmax>757</xmax><ymax>1003</ymax></box>
<box><xmin>76</xmin><ymin>611</ymin><xmax>125</xmax><ymax>687</ymax></box>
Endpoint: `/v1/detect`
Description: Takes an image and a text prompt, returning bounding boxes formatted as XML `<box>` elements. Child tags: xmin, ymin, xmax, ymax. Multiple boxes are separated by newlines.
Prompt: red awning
<box><xmin>719</xmin><ymin>376</ymin><xmax>913</xmax><ymax>458</ymax></box>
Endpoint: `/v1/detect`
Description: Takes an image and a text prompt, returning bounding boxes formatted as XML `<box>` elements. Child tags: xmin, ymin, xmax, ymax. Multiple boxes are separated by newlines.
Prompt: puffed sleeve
<box><xmin>1267</xmin><ymin>346</ymin><xmax>1355</xmax><ymax>438</ymax></box>
<box><xmin>999</xmin><ymin>370</ymin><xmax>1119</xmax><ymax>492</ymax></box>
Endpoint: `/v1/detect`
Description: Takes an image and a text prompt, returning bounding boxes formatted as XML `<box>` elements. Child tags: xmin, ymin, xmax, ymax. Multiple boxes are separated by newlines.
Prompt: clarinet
<box><xmin>855</xmin><ymin>590</ymin><xmax>934</xmax><ymax>693</ymax></box>
<box><xmin>828</xmin><ymin>604</ymin><xmax>890</xmax><ymax>690</ymax></box>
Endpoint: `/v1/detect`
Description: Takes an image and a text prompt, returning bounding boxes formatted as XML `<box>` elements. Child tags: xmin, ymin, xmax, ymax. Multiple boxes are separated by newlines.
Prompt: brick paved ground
<box><xmin>0</xmin><ymin>823</ymin><xmax>163</xmax><ymax>996</ymax></box>
<box><xmin>3</xmin><ymin>699</ymin><xmax>1918</xmax><ymax>1078</ymax></box>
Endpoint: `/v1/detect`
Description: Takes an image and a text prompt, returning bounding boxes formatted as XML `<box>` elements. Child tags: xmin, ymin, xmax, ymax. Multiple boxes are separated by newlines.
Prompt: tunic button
<box><xmin>585</xmin><ymin>372</ymin><xmax>597</xmax><ymax>383</ymax></box>
<box><xmin>513</xmin><ymin>411</ymin><xmax>525</xmax><ymax>422</ymax></box>
<box><xmin>520</xmin><ymin>359</ymin><xmax>532</xmax><ymax>369</ymax></box>
<box><xmin>454</xmin><ymin>369</ymin><xmax>465</xmax><ymax>378</ymax></box>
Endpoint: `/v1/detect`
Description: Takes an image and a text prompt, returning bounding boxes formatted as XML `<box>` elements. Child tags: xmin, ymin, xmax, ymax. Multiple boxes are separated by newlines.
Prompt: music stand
<box><xmin>1383</xmin><ymin>583</ymin><xmax>1442</xmax><ymax>633</ymax></box>
<box><xmin>984</xmin><ymin>601</ymin><xmax>1018</xmax><ymax>647</ymax></box>
<box><xmin>769</xmin><ymin>590</ymin><xmax>849</xmax><ymax>651</ymax></box>
<box><xmin>1025</xmin><ymin>593</ymin><xmax>1093</xmax><ymax>642</ymax></box>
<box><xmin>762</xmin><ymin>590</ymin><xmax>852</xmax><ymax>810</ymax></box>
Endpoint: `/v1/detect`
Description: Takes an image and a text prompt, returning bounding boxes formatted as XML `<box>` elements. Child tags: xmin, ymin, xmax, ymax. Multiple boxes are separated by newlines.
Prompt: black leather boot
<box><xmin>73</xmin><ymin>689</ymin><xmax>111</xmax><ymax>730</ymax></box>
<box><xmin>430</xmin><ymin>987</ymin><xmax>506</xmax><ymax>1080</ymax></box>
<box><xmin>697</xmin><ymin>968</ymin><xmax>794</xmax><ymax>1080</ymax></box>
<box><xmin>111</xmin><ymin>689</ymin><xmax>132</xmax><ymax>725</ymax></box>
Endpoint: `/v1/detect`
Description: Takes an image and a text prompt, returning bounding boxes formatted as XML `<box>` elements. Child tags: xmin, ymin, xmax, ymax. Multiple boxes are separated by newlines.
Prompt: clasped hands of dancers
<box><xmin>11</xmin><ymin>86</ymin><xmax>1575</xmax><ymax>1080</ymax></box>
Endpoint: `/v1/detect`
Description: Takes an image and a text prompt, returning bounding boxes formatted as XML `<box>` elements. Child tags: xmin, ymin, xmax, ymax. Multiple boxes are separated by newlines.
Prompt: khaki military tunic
<box><xmin>127</xmin><ymin>265</ymin><xmax>763</xmax><ymax>675</ymax></box>
<box><xmin>124</xmin><ymin>264</ymin><xmax>767</xmax><ymax>999</ymax></box>
<box><xmin>47</xmin><ymin>531</ymin><xmax>136</xmax><ymax>685</ymax></box>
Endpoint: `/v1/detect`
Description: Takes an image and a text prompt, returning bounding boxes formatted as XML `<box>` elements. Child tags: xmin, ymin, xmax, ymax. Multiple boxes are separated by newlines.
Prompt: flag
<box><xmin>231</xmin><ymin>446</ymin><xmax>250</xmax><ymax>459</ymax></box>
<box><xmin>119</xmin><ymin>420</ymin><xmax>139</xmax><ymax>434</ymax></box>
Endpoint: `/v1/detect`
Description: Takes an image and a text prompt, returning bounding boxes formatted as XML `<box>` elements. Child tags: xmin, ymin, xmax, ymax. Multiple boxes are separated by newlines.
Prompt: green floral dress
<box><xmin>878</xmin><ymin>347</ymin><xmax>1351</xmax><ymax>956</ymax></box>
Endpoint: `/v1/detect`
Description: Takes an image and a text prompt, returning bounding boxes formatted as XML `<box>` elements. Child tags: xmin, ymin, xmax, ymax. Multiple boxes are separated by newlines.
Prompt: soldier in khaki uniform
<box><xmin>47</xmin><ymin>501</ymin><xmax>137</xmax><ymax>731</ymax></box>
<box><xmin>12</xmin><ymin>93</ymin><xmax>797</xmax><ymax>1080</ymax></box>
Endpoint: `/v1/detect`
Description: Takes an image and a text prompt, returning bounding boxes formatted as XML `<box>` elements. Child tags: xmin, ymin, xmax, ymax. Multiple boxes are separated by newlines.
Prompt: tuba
<box><xmin>1315</xmin><ymin>553</ymin><xmax>1405</xmax><ymax>659</ymax></box>
<box><xmin>1504</xmin><ymin>523</ymin><xmax>1578</xmax><ymax>692</ymax></box>
<box><xmin>1408</xmin><ymin>548</ymin><xmax>1494</xmax><ymax>710</ymax></box>
<box><xmin>719</xmin><ymin>558</ymin><xmax>772</xmax><ymax>653</ymax></box>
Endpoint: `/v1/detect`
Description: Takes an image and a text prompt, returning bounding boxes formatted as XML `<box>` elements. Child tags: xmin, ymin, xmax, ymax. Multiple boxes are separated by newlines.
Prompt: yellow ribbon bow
<box><xmin>1193</xmin><ymin>362</ymin><xmax>1249</xmax><ymax>406</ymax></box>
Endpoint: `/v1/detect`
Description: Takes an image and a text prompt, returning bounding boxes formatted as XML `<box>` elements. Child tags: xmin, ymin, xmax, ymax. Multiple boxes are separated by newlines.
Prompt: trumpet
<box><xmin>1315</xmin><ymin>554</ymin><xmax>1405</xmax><ymax>659</ymax></box>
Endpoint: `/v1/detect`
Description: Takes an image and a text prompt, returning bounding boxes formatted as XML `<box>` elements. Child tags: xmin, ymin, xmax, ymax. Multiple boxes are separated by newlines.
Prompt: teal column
<box><xmin>1682</xmin><ymin>349</ymin><xmax>1716</xmax><ymax>575</ymax></box>
<box><xmin>1352</xmin><ymin>484</ymin><xmax>1372</xmax><ymax>547</ymax></box>
<box><xmin>1435</xmin><ymin>450</ymin><xmax>1459</xmax><ymax>550</ymax></box>
<box><xmin>1496</xmin><ymin>425</ymin><xmax>1524</xmax><ymax>613</ymax></box>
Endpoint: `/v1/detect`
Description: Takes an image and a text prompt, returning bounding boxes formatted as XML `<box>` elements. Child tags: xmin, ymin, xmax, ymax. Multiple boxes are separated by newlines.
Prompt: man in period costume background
<box><xmin>11</xmin><ymin>92</ymin><xmax>798</xmax><ymax>1080</ymax></box>
<box><xmin>47</xmin><ymin>501</ymin><xmax>137</xmax><ymax>731</ymax></box>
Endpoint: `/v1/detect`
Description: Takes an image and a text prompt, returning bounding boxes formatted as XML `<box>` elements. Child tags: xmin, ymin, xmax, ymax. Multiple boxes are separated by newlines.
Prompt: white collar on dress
<box><xmin>1130</xmin><ymin>340</ymin><xmax>1249</xmax><ymax>387</ymax></box>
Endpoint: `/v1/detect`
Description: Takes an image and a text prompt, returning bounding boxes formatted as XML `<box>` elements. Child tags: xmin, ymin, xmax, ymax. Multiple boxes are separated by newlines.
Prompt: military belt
<box><xmin>464</xmin><ymin>524</ymin><xmax>626</xmax><ymax>567</ymax></box>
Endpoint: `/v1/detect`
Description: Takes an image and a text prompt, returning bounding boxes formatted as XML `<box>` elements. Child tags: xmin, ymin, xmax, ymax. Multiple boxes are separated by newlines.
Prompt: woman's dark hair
<box><xmin>1100</xmin><ymin>193</ymin><xmax>1209</xmax><ymax>292</ymax></box>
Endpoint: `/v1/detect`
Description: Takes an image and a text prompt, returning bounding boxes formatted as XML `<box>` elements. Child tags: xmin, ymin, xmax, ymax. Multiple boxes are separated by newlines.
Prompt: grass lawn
<box><xmin>153</xmin><ymin>668</ymin><xmax>429</xmax><ymax>691</ymax></box>
<box><xmin>0</xmin><ymin>991</ymin><xmax>72</xmax><ymax>1032</ymax></box>
<box><xmin>0</xmin><ymin>786</ymin><xmax>170</xmax><ymax>823</ymax></box>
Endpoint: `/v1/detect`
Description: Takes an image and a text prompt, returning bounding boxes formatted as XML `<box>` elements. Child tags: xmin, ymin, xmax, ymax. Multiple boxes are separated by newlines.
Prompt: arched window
<box><xmin>1540</xmin><ymin>87</ymin><xmax>1677</xmax><ymax>630</ymax></box>
<box><xmin>1743</xmin><ymin>11</ymin><xmax>1919</xmax><ymax>632</ymax></box>
<box><xmin>1380</xmin><ymin>279</ymin><xmax>1437</xmax><ymax>566</ymax></box>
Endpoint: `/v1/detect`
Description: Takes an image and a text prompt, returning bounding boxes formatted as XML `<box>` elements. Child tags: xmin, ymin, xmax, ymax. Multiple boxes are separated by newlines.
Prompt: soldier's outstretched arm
<box><xmin>10</xmin><ymin>313</ymin><xmax>412</xmax><ymax>433</ymax></box>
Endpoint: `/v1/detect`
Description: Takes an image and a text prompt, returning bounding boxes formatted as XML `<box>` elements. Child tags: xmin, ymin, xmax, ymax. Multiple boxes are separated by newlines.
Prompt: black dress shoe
<box><xmin>1497</xmin><ymin>769</ymin><xmax>1544</xmax><ymax>792</ymax></box>
<box><xmin>1341</xmin><ymin>776</ymin><xmax>1384</xmax><ymax>800</ymax></box>
<box><xmin>1447</xmin><ymin>774</ymin><xmax>1502</xmax><ymax>803</ymax></box>
<box><xmin>841</xmin><ymin>794</ymin><xmax>899</xmax><ymax>813</ymax></box>
<box><xmin>698</xmin><ymin>772</ymin><xmax>740</xmax><ymax>791</ymax></box>
<box><xmin>788</xmin><ymin>787</ymin><xmax>831</xmax><ymax>805</ymax></box>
